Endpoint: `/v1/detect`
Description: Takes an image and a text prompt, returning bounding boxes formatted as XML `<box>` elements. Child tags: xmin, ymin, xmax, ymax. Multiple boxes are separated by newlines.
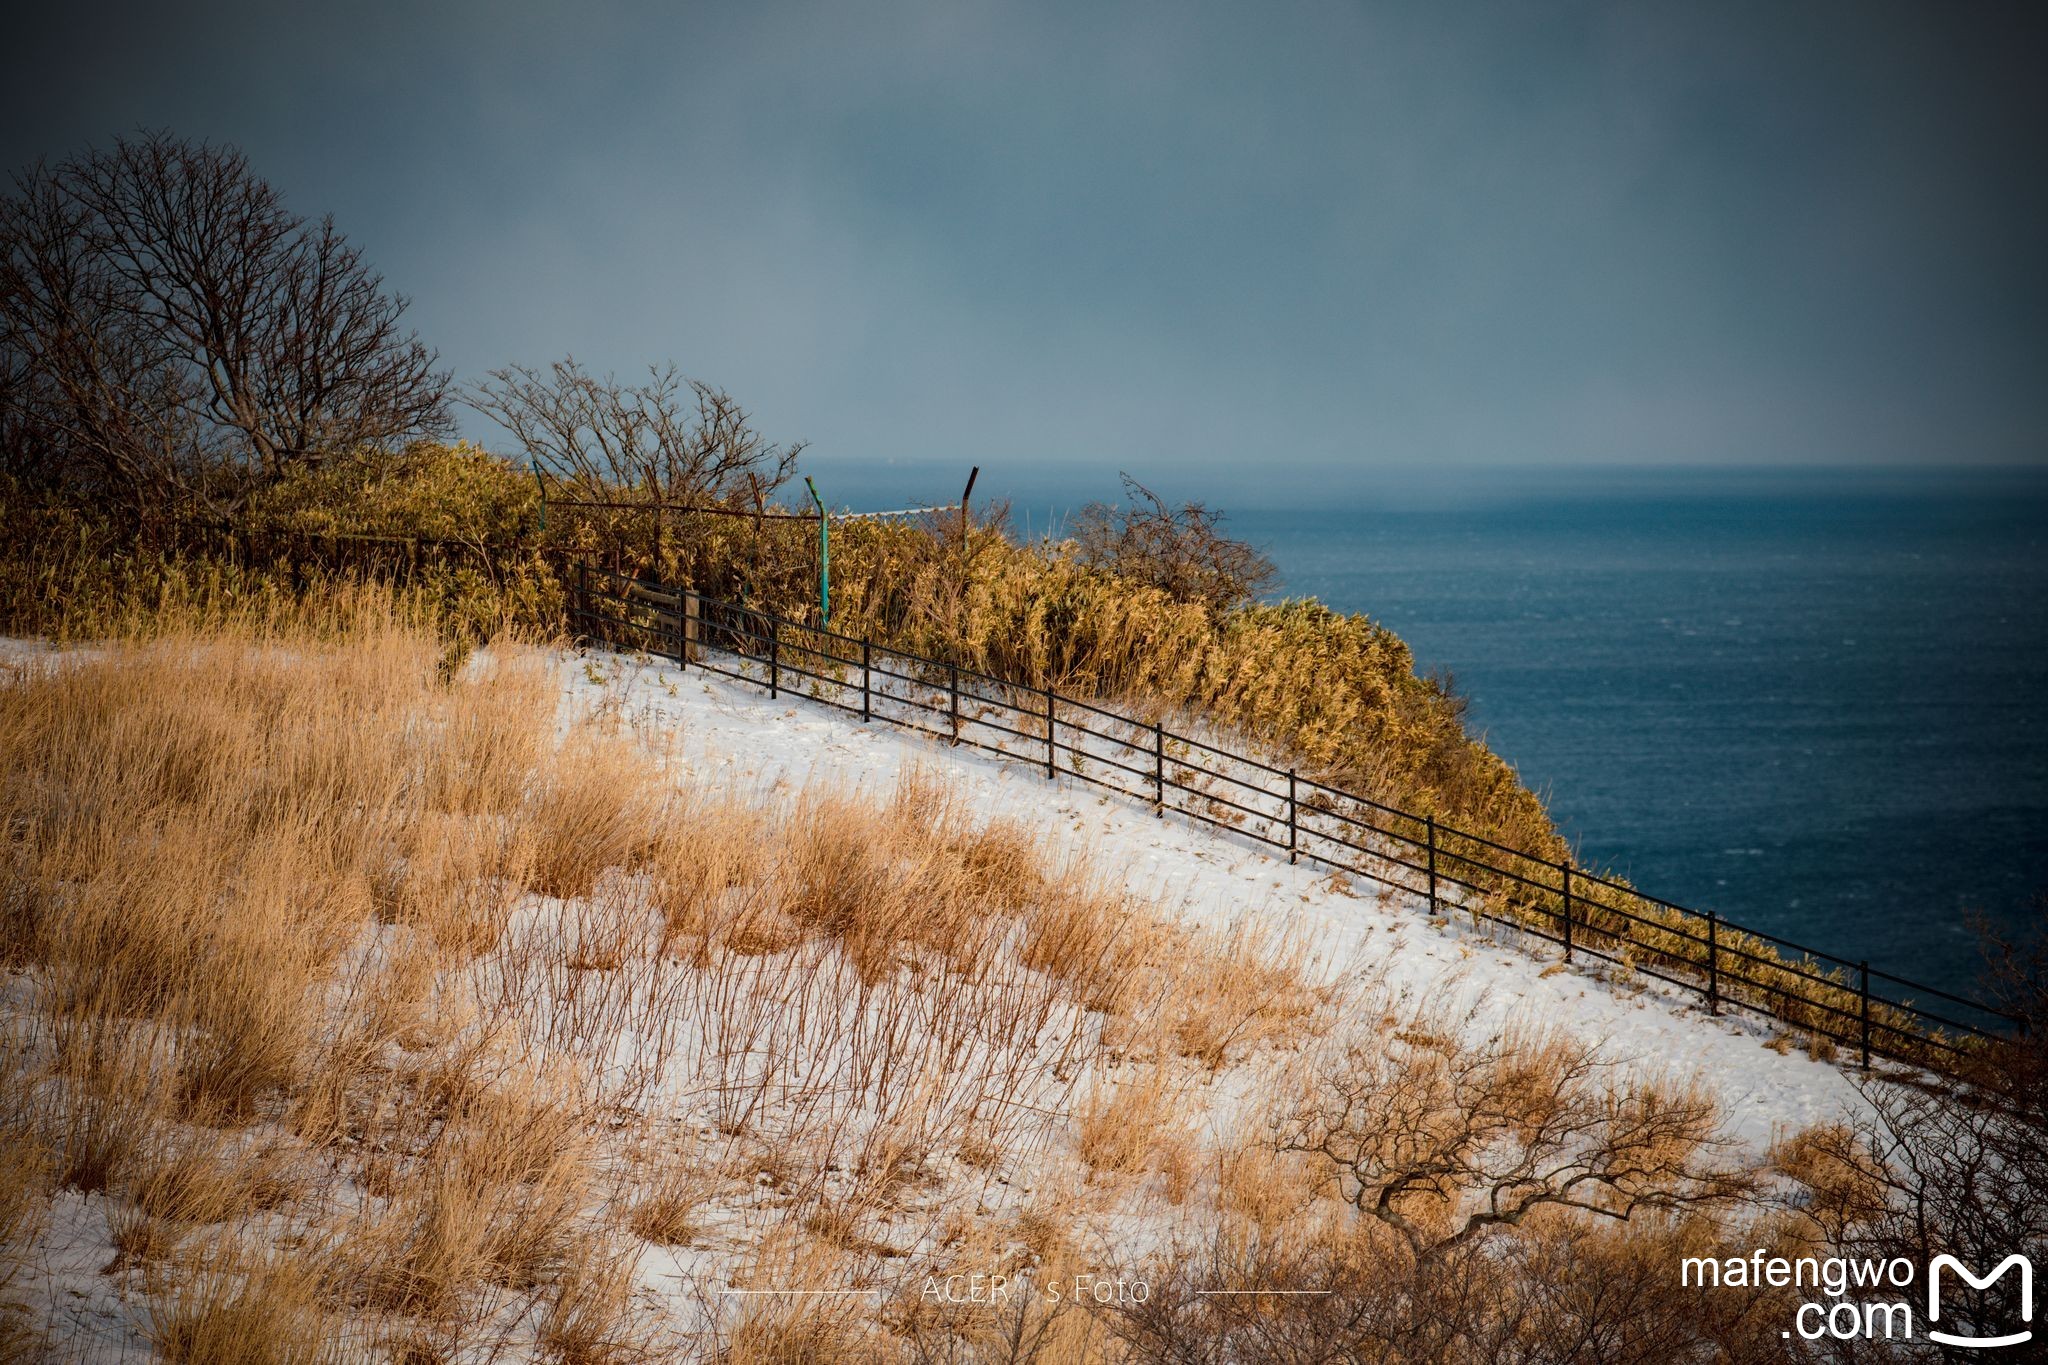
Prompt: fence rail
<box><xmin>569</xmin><ymin>563</ymin><xmax>2016</xmax><ymax>1072</ymax></box>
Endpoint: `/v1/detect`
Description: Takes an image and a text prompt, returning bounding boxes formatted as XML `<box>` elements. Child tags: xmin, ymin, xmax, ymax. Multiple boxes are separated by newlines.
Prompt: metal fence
<box><xmin>570</xmin><ymin>562</ymin><xmax>2015</xmax><ymax>1072</ymax></box>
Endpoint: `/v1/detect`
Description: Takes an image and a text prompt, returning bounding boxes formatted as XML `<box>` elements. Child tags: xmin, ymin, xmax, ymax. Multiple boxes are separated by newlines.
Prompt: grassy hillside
<box><xmin>6</xmin><ymin>451</ymin><xmax>1967</xmax><ymax>1063</ymax></box>
<box><xmin>0</xmin><ymin>445</ymin><xmax>1558</xmax><ymax>861</ymax></box>
<box><xmin>0</xmin><ymin>602</ymin><xmax>1825</xmax><ymax>1360</ymax></box>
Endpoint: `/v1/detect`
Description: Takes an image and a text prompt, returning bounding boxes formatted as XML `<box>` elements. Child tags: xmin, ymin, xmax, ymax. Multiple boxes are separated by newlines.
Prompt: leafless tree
<box><xmin>1275</xmin><ymin>1019</ymin><xmax>1754</xmax><ymax>1274</ymax></box>
<box><xmin>1779</xmin><ymin>917</ymin><xmax>2048</xmax><ymax>1362</ymax></box>
<box><xmin>0</xmin><ymin>131</ymin><xmax>449</xmax><ymax>523</ymax></box>
<box><xmin>467</xmin><ymin>358</ymin><xmax>802</xmax><ymax>504</ymax></box>
<box><xmin>1070</xmin><ymin>473</ymin><xmax>1276</xmax><ymax>610</ymax></box>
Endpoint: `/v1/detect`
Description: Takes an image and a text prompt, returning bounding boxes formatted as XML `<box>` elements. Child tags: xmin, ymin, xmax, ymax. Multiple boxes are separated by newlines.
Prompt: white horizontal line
<box><xmin>720</xmin><ymin>1288</ymin><xmax>884</xmax><ymax>1296</ymax></box>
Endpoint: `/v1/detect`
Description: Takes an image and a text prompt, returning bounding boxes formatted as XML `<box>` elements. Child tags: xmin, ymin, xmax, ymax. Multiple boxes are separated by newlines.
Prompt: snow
<box><xmin>558</xmin><ymin>644</ymin><xmax>1869</xmax><ymax>1153</ymax></box>
<box><xmin>0</xmin><ymin>632</ymin><xmax>1876</xmax><ymax>1354</ymax></box>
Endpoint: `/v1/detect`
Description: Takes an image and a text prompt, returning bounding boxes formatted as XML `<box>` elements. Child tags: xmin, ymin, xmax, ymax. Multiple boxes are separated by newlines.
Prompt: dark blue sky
<box><xmin>6</xmin><ymin>1</ymin><xmax>2044</xmax><ymax>481</ymax></box>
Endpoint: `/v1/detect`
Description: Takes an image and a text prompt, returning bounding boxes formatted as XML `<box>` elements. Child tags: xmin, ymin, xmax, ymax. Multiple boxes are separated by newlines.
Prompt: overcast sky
<box><xmin>6</xmin><ymin>0</ymin><xmax>2045</xmax><ymax>483</ymax></box>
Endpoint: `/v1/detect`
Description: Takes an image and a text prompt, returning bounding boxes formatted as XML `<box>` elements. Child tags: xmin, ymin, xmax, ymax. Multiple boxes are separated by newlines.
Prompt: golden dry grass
<box><xmin>142</xmin><ymin>1235</ymin><xmax>338</xmax><ymax>1365</ymax></box>
<box><xmin>0</xmin><ymin>606</ymin><xmax>1326</xmax><ymax>1356</ymax></box>
<box><xmin>0</xmin><ymin>602</ymin><xmax>1825</xmax><ymax>1362</ymax></box>
<box><xmin>8</xmin><ymin>475</ymin><xmax>1929</xmax><ymax>1067</ymax></box>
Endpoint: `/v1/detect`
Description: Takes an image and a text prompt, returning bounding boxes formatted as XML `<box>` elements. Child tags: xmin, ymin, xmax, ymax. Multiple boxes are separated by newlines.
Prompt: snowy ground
<box><xmin>564</xmin><ymin>644</ymin><xmax>1870</xmax><ymax>1153</ymax></box>
<box><xmin>0</xmin><ymin>632</ymin><xmax>1884</xmax><ymax>1357</ymax></box>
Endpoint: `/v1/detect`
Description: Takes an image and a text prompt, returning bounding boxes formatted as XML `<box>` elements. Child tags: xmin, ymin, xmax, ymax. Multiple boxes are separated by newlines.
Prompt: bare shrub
<box><xmin>1098</xmin><ymin>1224</ymin><xmax>1407</xmax><ymax>1362</ymax></box>
<box><xmin>1500</xmin><ymin>1214</ymin><xmax>1804</xmax><ymax>1365</ymax></box>
<box><xmin>1772</xmin><ymin>921</ymin><xmax>2048</xmax><ymax>1351</ymax></box>
<box><xmin>1275</xmin><ymin>1011</ymin><xmax>1753</xmax><ymax>1271</ymax></box>
<box><xmin>1071</xmin><ymin>473</ymin><xmax>1277</xmax><ymax>610</ymax></box>
<box><xmin>469</xmin><ymin>357</ymin><xmax>802</xmax><ymax>504</ymax></box>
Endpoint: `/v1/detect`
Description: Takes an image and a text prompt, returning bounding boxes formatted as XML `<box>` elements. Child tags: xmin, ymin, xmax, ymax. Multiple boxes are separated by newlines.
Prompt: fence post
<box><xmin>1045</xmin><ymin>689</ymin><xmax>1056</xmax><ymax>779</ymax></box>
<box><xmin>1706</xmin><ymin>911</ymin><xmax>1719</xmax><ymax>1015</ymax></box>
<box><xmin>1288</xmin><ymin>770</ymin><xmax>1298</xmax><ymax>864</ymax></box>
<box><xmin>949</xmin><ymin>664</ymin><xmax>960</xmax><ymax>744</ymax></box>
<box><xmin>1561</xmin><ymin>862</ymin><xmax>1574</xmax><ymax>963</ymax></box>
<box><xmin>1154</xmin><ymin>722</ymin><xmax>1165</xmax><ymax>817</ymax></box>
<box><xmin>768</xmin><ymin>614</ymin><xmax>779</xmax><ymax>699</ymax></box>
<box><xmin>1426</xmin><ymin>815</ymin><xmax>1438</xmax><ymax>916</ymax></box>
<box><xmin>861</xmin><ymin>639</ymin><xmax>871</xmax><ymax>722</ymax></box>
<box><xmin>575</xmin><ymin>560</ymin><xmax>590</xmax><ymax>641</ymax></box>
<box><xmin>1859</xmin><ymin>961</ymin><xmax>1871</xmax><ymax>1070</ymax></box>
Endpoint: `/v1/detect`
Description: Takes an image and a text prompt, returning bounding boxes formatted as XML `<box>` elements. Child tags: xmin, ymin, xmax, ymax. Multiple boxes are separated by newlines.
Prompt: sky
<box><xmin>5</xmin><ymin>0</ymin><xmax>2046</xmax><ymax>495</ymax></box>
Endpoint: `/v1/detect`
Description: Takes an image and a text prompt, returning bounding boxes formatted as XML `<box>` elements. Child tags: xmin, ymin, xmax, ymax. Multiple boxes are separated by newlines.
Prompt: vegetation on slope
<box><xmin>0</xmin><ymin>437</ymin><xmax>1556</xmax><ymax>862</ymax></box>
<box><xmin>0</xmin><ymin>605</ymin><xmax>1904</xmax><ymax>1360</ymax></box>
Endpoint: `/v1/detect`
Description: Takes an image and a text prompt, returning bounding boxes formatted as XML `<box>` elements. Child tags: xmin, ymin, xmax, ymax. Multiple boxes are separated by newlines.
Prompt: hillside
<box><xmin>0</xmin><ymin>622</ymin><xmax>1868</xmax><ymax>1361</ymax></box>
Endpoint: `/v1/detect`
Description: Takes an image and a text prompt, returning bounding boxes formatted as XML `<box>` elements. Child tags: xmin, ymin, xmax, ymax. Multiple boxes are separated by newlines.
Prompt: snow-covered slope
<box><xmin>564</xmin><ymin>646</ymin><xmax>1867</xmax><ymax>1151</ymax></box>
<box><xmin>0</xmin><ymin>633</ymin><xmax>1878</xmax><ymax>1358</ymax></box>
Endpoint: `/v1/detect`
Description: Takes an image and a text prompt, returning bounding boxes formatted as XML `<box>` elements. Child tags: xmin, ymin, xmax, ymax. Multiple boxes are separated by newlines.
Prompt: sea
<box><xmin>814</xmin><ymin>459</ymin><xmax>2048</xmax><ymax>1003</ymax></box>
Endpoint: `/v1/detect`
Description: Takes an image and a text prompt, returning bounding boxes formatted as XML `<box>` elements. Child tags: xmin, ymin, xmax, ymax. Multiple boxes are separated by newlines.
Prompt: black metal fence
<box><xmin>570</xmin><ymin>563</ymin><xmax>2015</xmax><ymax>1072</ymax></box>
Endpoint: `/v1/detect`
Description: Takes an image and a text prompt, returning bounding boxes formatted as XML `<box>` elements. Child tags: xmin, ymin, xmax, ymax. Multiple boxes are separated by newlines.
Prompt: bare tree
<box><xmin>1778</xmin><ymin>917</ymin><xmax>2048</xmax><ymax>1362</ymax></box>
<box><xmin>0</xmin><ymin>131</ymin><xmax>449</xmax><ymax>522</ymax></box>
<box><xmin>1070</xmin><ymin>474</ymin><xmax>1276</xmax><ymax>610</ymax></box>
<box><xmin>1275</xmin><ymin>1017</ymin><xmax>1753</xmax><ymax>1273</ymax></box>
<box><xmin>467</xmin><ymin>358</ymin><xmax>802</xmax><ymax>504</ymax></box>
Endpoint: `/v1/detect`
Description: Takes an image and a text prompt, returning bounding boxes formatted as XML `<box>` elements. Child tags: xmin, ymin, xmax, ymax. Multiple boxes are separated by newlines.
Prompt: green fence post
<box><xmin>805</xmin><ymin>476</ymin><xmax>828</xmax><ymax>624</ymax></box>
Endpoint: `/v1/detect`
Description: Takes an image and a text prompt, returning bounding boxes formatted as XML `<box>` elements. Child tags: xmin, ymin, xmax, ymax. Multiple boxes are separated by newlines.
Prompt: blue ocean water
<box><xmin>1229</xmin><ymin>482</ymin><xmax>2048</xmax><ymax>1001</ymax></box>
<box><xmin>817</xmin><ymin>460</ymin><xmax>2048</xmax><ymax>999</ymax></box>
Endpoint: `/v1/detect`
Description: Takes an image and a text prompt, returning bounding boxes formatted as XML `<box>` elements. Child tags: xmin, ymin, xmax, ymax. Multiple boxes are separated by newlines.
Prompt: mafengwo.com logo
<box><xmin>1681</xmin><ymin>1250</ymin><xmax>2033</xmax><ymax>1348</ymax></box>
<box><xmin>1928</xmin><ymin>1255</ymin><xmax>2033</xmax><ymax>1350</ymax></box>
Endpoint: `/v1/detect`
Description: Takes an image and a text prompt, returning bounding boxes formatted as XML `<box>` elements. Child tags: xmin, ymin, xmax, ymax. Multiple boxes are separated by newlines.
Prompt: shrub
<box><xmin>1070</xmin><ymin>472</ymin><xmax>1276</xmax><ymax>610</ymax></box>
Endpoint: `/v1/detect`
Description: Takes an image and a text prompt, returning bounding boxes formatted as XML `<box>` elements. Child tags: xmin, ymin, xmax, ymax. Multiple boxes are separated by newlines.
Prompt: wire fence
<box><xmin>570</xmin><ymin>562</ymin><xmax>2016</xmax><ymax>1072</ymax></box>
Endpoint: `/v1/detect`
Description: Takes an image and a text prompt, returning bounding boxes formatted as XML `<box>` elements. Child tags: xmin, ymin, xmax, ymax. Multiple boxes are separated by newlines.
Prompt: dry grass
<box><xmin>0</xmin><ymin>603</ymin><xmax>1820</xmax><ymax>1361</ymax></box>
<box><xmin>524</xmin><ymin>728</ymin><xmax>659</xmax><ymax>900</ymax></box>
<box><xmin>0</xmin><ymin>607</ymin><xmax>1323</xmax><ymax>1354</ymax></box>
<box><xmin>1075</xmin><ymin>1066</ymin><xmax>1190</xmax><ymax>1178</ymax></box>
<box><xmin>537</xmin><ymin>1235</ymin><xmax>647</xmax><ymax>1364</ymax></box>
<box><xmin>105</xmin><ymin>1128</ymin><xmax>250</xmax><ymax>1272</ymax></box>
<box><xmin>143</xmin><ymin>1236</ymin><xmax>338</xmax><ymax>1365</ymax></box>
<box><xmin>10</xmin><ymin>479</ymin><xmax>1918</xmax><ymax>1066</ymax></box>
<box><xmin>0</xmin><ymin>1046</ymin><xmax>51</xmax><ymax>1357</ymax></box>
